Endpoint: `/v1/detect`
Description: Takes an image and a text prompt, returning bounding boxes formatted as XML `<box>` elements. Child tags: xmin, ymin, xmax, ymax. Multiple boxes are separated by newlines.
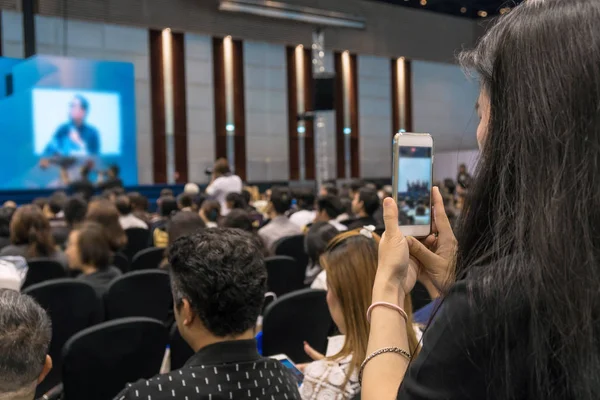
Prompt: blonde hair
<box><xmin>321</xmin><ymin>229</ymin><xmax>420</xmax><ymax>382</ymax></box>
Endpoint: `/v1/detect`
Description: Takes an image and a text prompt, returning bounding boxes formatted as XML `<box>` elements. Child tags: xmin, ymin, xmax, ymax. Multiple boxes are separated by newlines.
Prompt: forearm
<box><xmin>361</xmin><ymin>277</ymin><xmax>410</xmax><ymax>400</ymax></box>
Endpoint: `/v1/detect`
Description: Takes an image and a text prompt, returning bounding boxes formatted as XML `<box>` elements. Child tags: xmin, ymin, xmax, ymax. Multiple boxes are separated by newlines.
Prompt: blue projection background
<box><xmin>0</xmin><ymin>55</ymin><xmax>137</xmax><ymax>189</ymax></box>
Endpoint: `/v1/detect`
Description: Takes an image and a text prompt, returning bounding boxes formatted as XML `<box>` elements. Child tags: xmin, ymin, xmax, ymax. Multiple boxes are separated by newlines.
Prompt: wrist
<box><xmin>373</xmin><ymin>276</ymin><xmax>406</xmax><ymax>305</ymax></box>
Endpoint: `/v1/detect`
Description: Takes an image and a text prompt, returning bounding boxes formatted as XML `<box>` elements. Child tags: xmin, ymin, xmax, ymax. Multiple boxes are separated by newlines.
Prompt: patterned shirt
<box><xmin>299</xmin><ymin>355</ymin><xmax>359</xmax><ymax>400</ymax></box>
<box><xmin>114</xmin><ymin>339</ymin><xmax>301</xmax><ymax>400</ymax></box>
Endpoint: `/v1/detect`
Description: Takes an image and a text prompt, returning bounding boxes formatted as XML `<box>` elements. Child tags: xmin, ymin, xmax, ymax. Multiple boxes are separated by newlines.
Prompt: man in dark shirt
<box><xmin>97</xmin><ymin>165</ymin><xmax>124</xmax><ymax>191</ymax></box>
<box><xmin>346</xmin><ymin>187</ymin><xmax>381</xmax><ymax>230</ymax></box>
<box><xmin>114</xmin><ymin>228</ymin><xmax>301</xmax><ymax>400</ymax></box>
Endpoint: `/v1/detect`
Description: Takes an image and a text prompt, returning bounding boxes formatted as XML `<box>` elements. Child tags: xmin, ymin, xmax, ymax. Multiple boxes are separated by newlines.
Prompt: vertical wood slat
<box><xmin>303</xmin><ymin>47</ymin><xmax>315</xmax><ymax>180</ymax></box>
<box><xmin>212</xmin><ymin>37</ymin><xmax>227</xmax><ymax>160</ymax></box>
<box><xmin>349</xmin><ymin>53</ymin><xmax>359</xmax><ymax>178</ymax></box>
<box><xmin>172</xmin><ymin>31</ymin><xmax>188</xmax><ymax>183</ymax></box>
<box><xmin>334</xmin><ymin>51</ymin><xmax>345</xmax><ymax>179</ymax></box>
<box><xmin>404</xmin><ymin>59</ymin><xmax>413</xmax><ymax>132</ymax></box>
<box><xmin>149</xmin><ymin>29</ymin><xmax>167</xmax><ymax>184</ymax></box>
<box><xmin>232</xmin><ymin>38</ymin><xmax>246</xmax><ymax>181</ymax></box>
<box><xmin>286</xmin><ymin>46</ymin><xmax>299</xmax><ymax>181</ymax></box>
<box><xmin>391</xmin><ymin>58</ymin><xmax>414</xmax><ymax>134</ymax></box>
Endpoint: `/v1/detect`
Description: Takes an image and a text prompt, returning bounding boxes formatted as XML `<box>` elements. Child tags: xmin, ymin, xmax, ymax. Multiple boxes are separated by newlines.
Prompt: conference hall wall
<box><xmin>2</xmin><ymin>10</ymin><xmax>479</xmax><ymax>186</ymax></box>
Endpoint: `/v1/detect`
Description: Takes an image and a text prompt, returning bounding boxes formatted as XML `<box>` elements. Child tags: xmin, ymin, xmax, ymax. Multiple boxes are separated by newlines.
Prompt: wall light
<box><xmin>460</xmin><ymin>7</ymin><xmax>467</xmax><ymax>13</ymax></box>
<box><xmin>477</xmin><ymin>10</ymin><xmax>488</xmax><ymax>17</ymax></box>
<box><xmin>226</xmin><ymin>124</ymin><xmax>235</xmax><ymax>132</ymax></box>
<box><xmin>343</xmin><ymin>127</ymin><xmax>351</xmax><ymax>135</ymax></box>
<box><xmin>420</xmin><ymin>0</ymin><xmax>427</xmax><ymax>5</ymax></box>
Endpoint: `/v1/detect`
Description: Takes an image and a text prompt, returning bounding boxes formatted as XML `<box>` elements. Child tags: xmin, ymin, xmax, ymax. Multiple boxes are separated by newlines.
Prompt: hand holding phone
<box><xmin>270</xmin><ymin>354</ymin><xmax>304</xmax><ymax>385</ymax></box>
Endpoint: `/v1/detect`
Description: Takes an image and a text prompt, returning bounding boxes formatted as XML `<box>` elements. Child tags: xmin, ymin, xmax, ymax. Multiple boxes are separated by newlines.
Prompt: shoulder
<box><xmin>301</xmin><ymin>358</ymin><xmax>359</xmax><ymax>399</ymax></box>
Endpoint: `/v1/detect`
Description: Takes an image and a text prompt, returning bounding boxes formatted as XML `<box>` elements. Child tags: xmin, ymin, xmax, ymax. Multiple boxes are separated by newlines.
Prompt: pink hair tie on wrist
<box><xmin>367</xmin><ymin>302</ymin><xmax>408</xmax><ymax>323</ymax></box>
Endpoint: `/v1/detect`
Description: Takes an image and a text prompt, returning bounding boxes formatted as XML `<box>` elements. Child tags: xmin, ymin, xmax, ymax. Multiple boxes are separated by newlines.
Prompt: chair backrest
<box><xmin>23</xmin><ymin>279</ymin><xmax>103</xmax><ymax>397</ymax></box>
<box><xmin>273</xmin><ymin>234</ymin><xmax>309</xmax><ymax>268</ymax></box>
<box><xmin>123</xmin><ymin>228</ymin><xmax>150</xmax><ymax>261</ymax></box>
<box><xmin>131</xmin><ymin>247</ymin><xmax>165</xmax><ymax>271</ymax></box>
<box><xmin>265</xmin><ymin>256</ymin><xmax>305</xmax><ymax>297</ymax></box>
<box><xmin>105</xmin><ymin>270</ymin><xmax>172</xmax><ymax>322</ymax></box>
<box><xmin>262</xmin><ymin>288</ymin><xmax>333</xmax><ymax>363</ymax></box>
<box><xmin>169</xmin><ymin>323</ymin><xmax>194</xmax><ymax>370</ymax></box>
<box><xmin>22</xmin><ymin>258</ymin><xmax>66</xmax><ymax>289</ymax></box>
<box><xmin>112</xmin><ymin>252</ymin><xmax>130</xmax><ymax>274</ymax></box>
<box><xmin>62</xmin><ymin>317</ymin><xmax>168</xmax><ymax>400</ymax></box>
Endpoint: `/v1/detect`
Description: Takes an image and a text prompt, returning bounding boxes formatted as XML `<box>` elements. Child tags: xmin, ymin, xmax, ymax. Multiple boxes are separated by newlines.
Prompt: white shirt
<box><xmin>311</xmin><ymin>270</ymin><xmax>327</xmax><ymax>290</ymax></box>
<box><xmin>328</xmin><ymin>219</ymin><xmax>348</xmax><ymax>232</ymax></box>
<box><xmin>119</xmin><ymin>214</ymin><xmax>148</xmax><ymax>230</ymax></box>
<box><xmin>289</xmin><ymin>210</ymin><xmax>316</xmax><ymax>229</ymax></box>
<box><xmin>258</xmin><ymin>216</ymin><xmax>302</xmax><ymax>252</ymax></box>
<box><xmin>205</xmin><ymin>174</ymin><xmax>243</xmax><ymax>215</ymax></box>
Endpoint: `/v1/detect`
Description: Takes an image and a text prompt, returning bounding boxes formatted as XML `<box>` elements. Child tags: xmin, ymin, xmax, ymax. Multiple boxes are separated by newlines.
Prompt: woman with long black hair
<box><xmin>361</xmin><ymin>1</ymin><xmax>600</xmax><ymax>399</ymax></box>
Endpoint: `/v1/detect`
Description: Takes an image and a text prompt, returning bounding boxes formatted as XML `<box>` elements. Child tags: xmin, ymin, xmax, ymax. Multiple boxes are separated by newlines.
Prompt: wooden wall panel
<box><xmin>349</xmin><ymin>53</ymin><xmax>359</xmax><ymax>178</ymax></box>
<box><xmin>232</xmin><ymin>39</ymin><xmax>246</xmax><ymax>181</ymax></box>
<box><xmin>149</xmin><ymin>29</ymin><xmax>167</xmax><ymax>183</ymax></box>
<box><xmin>212</xmin><ymin>37</ymin><xmax>227</xmax><ymax>160</ymax></box>
<box><xmin>303</xmin><ymin>48</ymin><xmax>315</xmax><ymax>180</ymax></box>
<box><xmin>172</xmin><ymin>31</ymin><xmax>188</xmax><ymax>183</ymax></box>
<box><xmin>286</xmin><ymin>46</ymin><xmax>299</xmax><ymax>181</ymax></box>
<box><xmin>334</xmin><ymin>51</ymin><xmax>345</xmax><ymax>179</ymax></box>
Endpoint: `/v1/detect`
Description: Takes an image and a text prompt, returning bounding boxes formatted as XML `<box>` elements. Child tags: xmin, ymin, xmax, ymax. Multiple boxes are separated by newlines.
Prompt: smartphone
<box><xmin>392</xmin><ymin>132</ymin><xmax>434</xmax><ymax>238</ymax></box>
<box><xmin>270</xmin><ymin>354</ymin><xmax>304</xmax><ymax>385</ymax></box>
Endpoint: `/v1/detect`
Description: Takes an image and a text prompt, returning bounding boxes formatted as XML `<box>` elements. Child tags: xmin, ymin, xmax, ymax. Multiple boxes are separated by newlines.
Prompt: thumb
<box><xmin>382</xmin><ymin>197</ymin><xmax>399</xmax><ymax>237</ymax></box>
<box><xmin>407</xmin><ymin>236</ymin><xmax>440</xmax><ymax>268</ymax></box>
<box><xmin>303</xmin><ymin>341</ymin><xmax>325</xmax><ymax>361</ymax></box>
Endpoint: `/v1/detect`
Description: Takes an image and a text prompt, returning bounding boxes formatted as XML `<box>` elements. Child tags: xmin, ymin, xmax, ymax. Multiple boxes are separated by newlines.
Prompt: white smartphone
<box><xmin>392</xmin><ymin>132</ymin><xmax>434</xmax><ymax>238</ymax></box>
<box><xmin>270</xmin><ymin>354</ymin><xmax>304</xmax><ymax>385</ymax></box>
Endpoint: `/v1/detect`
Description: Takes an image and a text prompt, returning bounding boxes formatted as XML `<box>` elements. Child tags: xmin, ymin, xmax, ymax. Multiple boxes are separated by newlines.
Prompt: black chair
<box><xmin>131</xmin><ymin>247</ymin><xmax>165</xmax><ymax>271</ymax></box>
<box><xmin>262</xmin><ymin>288</ymin><xmax>333</xmax><ymax>363</ymax></box>
<box><xmin>265</xmin><ymin>256</ymin><xmax>305</xmax><ymax>297</ymax></box>
<box><xmin>112</xmin><ymin>252</ymin><xmax>130</xmax><ymax>274</ymax></box>
<box><xmin>105</xmin><ymin>270</ymin><xmax>172</xmax><ymax>322</ymax></box>
<box><xmin>22</xmin><ymin>258</ymin><xmax>66</xmax><ymax>289</ymax></box>
<box><xmin>24</xmin><ymin>279</ymin><xmax>103</xmax><ymax>398</ymax></box>
<box><xmin>123</xmin><ymin>228</ymin><xmax>150</xmax><ymax>261</ymax></box>
<box><xmin>274</xmin><ymin>235</ymin><xmax>309</xmax><ymax>269</ymax></box>
<box><xmin>62</xmin><ymin>317</ymin><xmax>168</xmax><ymax>400</ymax></box>
<box><xmin>169</xmin><ymin>323</ymin><xmax>194</xmax><ymax>370</ymax></box>
<box><xmin>374</xmin><ymin>225</ymin><xmax>385</xmax><ymax>237</ymax></box>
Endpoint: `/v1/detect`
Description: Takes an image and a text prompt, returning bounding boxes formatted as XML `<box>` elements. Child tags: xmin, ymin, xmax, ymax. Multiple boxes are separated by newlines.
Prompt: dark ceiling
<box><xmin>369</xmin><ymin>0</ymin><xmax>524</xmax><ymax>19</ymax></box>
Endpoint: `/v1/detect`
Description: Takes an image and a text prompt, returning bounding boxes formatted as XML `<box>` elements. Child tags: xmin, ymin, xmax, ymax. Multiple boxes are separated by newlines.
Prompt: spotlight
<box><xmin>226</xmin><ymin>124</ymin><xmax>235</xmax><ymax>132</ymax></box>
<box><xmin>420</xmin><ymin>0</ymin><xmax>427</xmax><ymax>5</ymax></box>
<box><xmin>460</xmin><ymin>7</ymin><xmax>467</xmax><ymax>13</ymax></box>
<box><xmin>477</xmin><ymin>10</ymin><xmax>488</xmax><ymax>17</ymax></box>
<box><xmin>343</xmin><ymin>127</ymin><xmax>351</xmax><ymax>135</ymax></box>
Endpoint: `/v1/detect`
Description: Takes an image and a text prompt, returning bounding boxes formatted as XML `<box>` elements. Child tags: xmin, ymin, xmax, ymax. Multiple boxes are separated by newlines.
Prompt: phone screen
<box><xmin>279</xmin><ymin>358</ymin><xmax>304</xmax><ymax>385</ymax></box>
<box><xmin>397</xmin><ymin>146</ymin><xmax>432</xmax><ymax>226</ymax></box>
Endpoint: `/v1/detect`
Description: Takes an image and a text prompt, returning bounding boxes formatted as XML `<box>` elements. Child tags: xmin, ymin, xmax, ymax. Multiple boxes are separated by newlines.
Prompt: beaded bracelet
<box><xmin>358</xmin><ymin>347</ymin><xmax>412</xmax><ymax>385</ymax></box>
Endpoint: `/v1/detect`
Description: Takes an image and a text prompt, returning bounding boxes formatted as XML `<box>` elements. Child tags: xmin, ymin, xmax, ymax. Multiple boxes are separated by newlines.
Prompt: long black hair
<box><xmin>456</xmin><ymin>0</ymin><xmax>600</xmax><ymax>398</ymax></box>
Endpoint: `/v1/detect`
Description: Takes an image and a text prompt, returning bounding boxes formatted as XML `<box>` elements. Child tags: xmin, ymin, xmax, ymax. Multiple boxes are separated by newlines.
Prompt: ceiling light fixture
<box><xmin>477</xmin><ymin>10</ymin><xmax>488</xmax><ymax>17</ymax></box>
<box><xmin>460</xmin><ymin>7</ymin><xmax>467</xmax><ymax>13</ymax></box>
<box><xmin>420</xmin><ymin>0</ymin><xmax>427</xmax><ymax>5</ymax></box>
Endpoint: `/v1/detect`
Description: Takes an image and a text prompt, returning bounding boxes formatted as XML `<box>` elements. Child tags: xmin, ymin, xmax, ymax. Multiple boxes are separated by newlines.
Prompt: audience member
<box><xmin>159</xmin><ymin>188</ymin><xmax>173</xmax><ymax>198</ymax></box>
<box><xmin>167</xmin><ymin>211</ymin><xmax>206</xmax><ymax>246</ymax></box>
<box><xmin>97</xmin><ymin>164</ymin><xmax>123</xmax><ymax>191</ymax></box>
<box><xmin>348</xmin><ymin>180</ymin><xmax>364</xmax><ymax>200</ymax></box>
<box><xmin>225</xmin><ymin>192</ymin><xmax>247</xmax><ymax>211</ymax></box>
<box><xmin>205</xmin><ymin>158</ymin><xmax>243</xmax><ymax>215</ymax></box>
<box><xmin>304</xmin><ymin>221</ymin><xmax>339</xmax><ymax>286</ymax></box>
<box><xmin>183</xmin><ymin>182</ymin><xmax>200</xmax><ymax>196</ymax></box>
<box><xmin>44</xmin><ymin>192</ymin><xmax>70</xmax><ymax>247</ymax></box>
<box><xmin>177</xmin><ymin>193</ymin><xmax>194</xmax><ymax>212</ymax></box>
<box><xmin>221</xmin><ymin>209</ymin><xmax>254</xmax><ymax>232</ymax></box>
<box><xmin>258</xmin><ymin>187</ymin><xmax>301</xmax><ymax>251</ymax></box>
<box><xmin>86</xmin><ymin>199</ymin><xmax>127</xmax><ymax>252</ymax></box>
<box><xmin>63</xmin><ymin>196</ymin><xmax>87</xmax><ymax>230</ymax></box>
<box><xmin>319</xmin><ymin>183</ymin><xmax>339</xmax><ymax>197</ymax></box>
<box><xmin>127</xmin><ymin>192</ymin><xmax>152</xmax><ymax>226</ymax></box>
<box><xmin>241</xmin><ymin>189</ymin><xmax>256</xmax><ymax>211</ymax></box>
<box><xmin>199</xmin><ymin>200</ymin><xmax>221</xmax><ymax>228</ymax></box>
<box><xmin>0</xmin><ymin>205</ymin><xmax>68</xmax><ymax>269</ymax></box>
<box><xmin>66</xmin><ymin>222</ymin><xmax>122</xmax><ymax>297</ymax></box>
<box><xmin>68</xmin><ymin>162</ymin><xmax>95</xmax><ymax>200</ymax></box>
<box><xmin>115</xmin><ymin>228</ymin><xmax>300</xmax><ymax>399</ymax></box>
<box><xmin>2</xmin><ymin>201</ymin><xmax>16</xmax><ymax>209</ymax></box>
<box><xmin>315</xmin><ymin>195</ymin><xmax>348</xmax><ymax>231</ymax></box>
<box><xmin>152</xmin><ymin>196</ymin><xmax>179</xmax><ymax>248</ymax></box>
<box><xmin>0</xmin><ymin>289</ymin><xmax>52</xmax><ymax>400</ymax></box>
<box><xmin>115</xmin><ymin>195</ymin><xmax>148</xmax><ymax>230</ymax></box>
<box><xmin>193</xmin><ymin>193</ymin><xmax>207</xmax><ymax>212</ymax></box>
<box><xmin>300</xmin><ymin>229</ymin><xmax>420</xmax><ymax>400</ymax></box>
<box><xmin>32</xmin><ymin>198</ymin><xmax>48</xmax><ymax>211</ymax></box>
<box><xmin>289</xmin><ymin>189</ymin><xmax>316</xmax><ymax>229</ymax></box>
<box><xmin>346</xmin><ymin>187</ymin><xmax>381</xmax><ymax>230</ymax></box>
<box><xmin>0</xmin><ymin>207</ymin><xmax>15</xmax><ymax>250</ymax></box>
<box><xmin>336</xmin><ymin>197</ymin><xmax>353</xmax><ymax>223</ymax></box>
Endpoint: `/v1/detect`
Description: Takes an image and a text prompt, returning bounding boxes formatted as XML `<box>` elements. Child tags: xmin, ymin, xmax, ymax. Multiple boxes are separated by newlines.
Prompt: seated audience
<box><xmin>183</xmin><ymin>182</ymin><xmax>200</xmax><ymax>196</ymax></box>
<box><xmin>0</xmin><ymin>205</ymin><xmax>68</xmax><ymax>269</ymax></box>
<box><xmin>315</xmin><ymin>195</ymin><xmax>348</xmax><ymax>231</ymax></box>
<box><xmin>348</xmin><ymin>180</ymin><xmax>364</xmax><ymax>200</ymax></box>
<box><xmin>346</xmin><ymin>187</ymin><xmax>381</xmax><ymax>230</ymax></box>
<box><xmin>177</xmin><ymin>193</ymin><xmax>194</xmax><ymax>212</ymax></box>
<box><xmin>127</xmin><ymin>192</ymin><xmax>152</xmax><ymax>226</ymax></box>
<box><xmin>290</xmin><ymin>189</ymin><xmax>316</xmax><ymax>229</ymax></box>
<box><xmin>115</xmin><ymin>228</ymin><xmax>300</xmax><ymax>399</ymax></box>
<box><xmin>115</xmin><ymin>195</ymin><xmax>148</xmax><ymax>230</ymax></box>
<box><xmin>66</xmin><ymin>222</ymin><xmax>122</xmax><ymax>297</ymax></box>
<box><xmin>221</xmin><ymin>209</ymin><xmax>254</xmax><ymax>232</ymax></box>
<box><xmin>258</xmin><ymin>187</ymin><xmax>301</xmax><ymax>251</ymax></box>
<box><xmin>2</xmin><ymin>201</ymin><xmax>16</xmax><ymax>209</ymax></box>
<box><xmin>67</xmin><ymin>162</ymin><xmax>95</xmax><ymax>200</ymax></box>
<box><xmin>86</xmin><ymin>199</ymin><xmax>127</xmax><ymax>252</ymax></box>
<box><xmin>63</xmin><ymin>196</ymin><xmax>88</xmax><ymax>231</ymax></box>
<box><xmin>44</xmin><ymin>192</ymin><xmax>70</xmax><ymax>247</ymax></box>
<box><xmin>199</xmin><ymin>200</ymin><xmax>221</xmax><ymax>228</ymax></box>
<box><xmin>32</xmin><ymin>197</ymin><xmax>48</xmax><ymax>211</ymax></box>
<box><xmin>319</xmin><ymin>183</ymin><xmax>339</xmax><ymax>197</ymax></box>
<box><xmin>160</xmin><ymin>188</ymin><xmax>174</xmax><ymax>198</ymax></box>
<box><xmin>0</xmin><ymin>289</ymin><xmax>52</xmax><ymax>400</ymax></box>
<box><xmin>304</xmin><ymin>221</ymin><xmax>339</xmax><ymax>286</ymax></box>
<box><xmin>336</xmin><ymin>197</ymin><xmax>353</xmax><ymax>223</ymax></box>
<box><xmin>225</xmin><ymin>192</ymin><xmax>247</xmax><ymax>211</ymax></box>
<box><xmin>160</xmin><ymin>211</ymin><xmax>207</xmax><ymax>268</ymax></box>
<box><xmin>300</xmin><ymin>229</ymin><xmax>420</xmax><ymax>400</ymax></box>
<box><xmin>152</xmin><ymin>196</ymin><xmax>179</xmax><ymax>247</ymax></box>
<box><xmin>0</xmin><ymin>207</ymin><xmax>15</xmax><ymax>250</ymax></box>
<box><xmin>205</xmin><ymin>158</ymin><xmax>243</xmax><ymax>215</ymax></box>
<box><xmin>97</xmin><ymin>164</ymin><xmax>123</xmax><ymax>191</ymax></box>
<box><xmin>241</xmin><ymin>189</ymin><xmax>256</xmax><ymax>211</ymax></box>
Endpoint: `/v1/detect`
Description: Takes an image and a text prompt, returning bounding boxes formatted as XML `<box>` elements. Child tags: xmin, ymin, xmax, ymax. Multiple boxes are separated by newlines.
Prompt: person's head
<box><xmin>168</xmin><ymin>228</ymin><xmax>267</xmax><ymax>348</ymax></box>
<box><xmin>241</xmin><ymin>189</ymin><xmax>252</xmax><ymax>208</ymax></box>
<box><xmin>107</xmin><ymin>165</ymin><xmax>119</xmax><ymax>179</ymax></box>
<box><xmin>167</xmin><ymin>211</ymin><xmax>206</xmax><ymax>246</ymax></box>
<box><xmin>321</xmin><ymin>229</ymin><xmax>418</xmax><ymax>379</ymax></box>
<box><xmin>221</xmin><ymin>209</ymin><xmax>254</xmax><ymax>233</ymax></box>
<box><xmin>69</xmin><ymin>95</ymin><xmax>89</xmax><ymax>125</ymax></box>
<box><xmin>295</xmin><ymin>189</ymin><xmax>315</xmax><ymax>211</ymax></box>
<box><xmin>304</xmin><ymin>221</ymin><xmax>339</xmax><ymax>266</ymax></box>
<box><xmin>349</xmin><ymin>180</ymin><xmax>364</xmax><ymax>198</ymax></box>
<box><xmin>315</xmin><ymin>195</ymin><xmax>342</xmax><ymax>222</ymax></box>
<box><xmin>86</xmin><ymin>199</ymin><xmax>127</xmax><ymax>252</ymax></box>
<box><xmin>457</xmin><ymin>1</ymin><xmax>600</xmax><ymax>398</ymax></box>
<box><xmin>0</xmin><ymin>289</ymin><xmax>52</xmax><ymax>398</ymax></box>
<box><xmin>183</xmin><ymin>183</ymin><xmax>200</xmax><ymax>196</ymax></box>
<box><xmin>44</xmin><ymin>192</ymin><xmax>67</xmax><ymax>218</ymax></box>
<box><xmin>225</xmin><ymin>192</ymin><xmax>247</xmax><ymax>211</ymax></box>
<box><xmin>319</xmin><ymin>183</ymin><xmax>339</xmax><ymax>197</ymax></box>
<box><xmin>2</xmin><ymin>201</ymin><xmax>16</xmax><ymax>210</ymax></box>
<box><xmin>200</xmin><ymin>200</ymin><xmax>221</xmax><ymax>223</ymax></box>
<box><xmin>160</xmin><ymin>188</ymin><xmax>174</xmax><ymax>198</ymax></box>
<box><xmin>213</xmin><ymin>158</ymin><xmax>231</xmax><ymax>178</ymax></box>
<box><xmin>32</xmin><ymin>198</ymin><xmax>47</xmax><ymax>211</ymax></box>
<box><xmin>458</xmin><ymin>163</ymin><xmax>467</xmax><ymax>174</ymax></box>
<box><xmin>177</xmin><ymin>193</ymin><xmax>194</xmax><ymax>210</ymax></box>
<box><xmin>352</xmin><ymin>187</ymin><xmax>380</xmax><ymax>217</ymax></box>
<box><xmin>10</xmin><ymin>205</ymin><xmax>55</xmax><ymax>258</ymax></box>
<box><xmin>159</xmin><ymin>196</ymin><xmax>178</xmax><ymax>218</ymax></box>
<box><xmin>65</xmin><ymin>222</ymin><xmax>111</xmax><ymax>273</ymax></box>
<box><xmin>0</xmin><ymin>207</ymin><xmax>15</xmax><ymax>239</ymax></box>
<box><xmin>114</xmin><ymin>195</ymin><xmax>132</xmax><ymax>216</ymax></box>
<box><xmin>63</xmin><ymin>196</ymin><xmax>88</xmax><ymax>228</ymax></box>
<box><xmin>127</xmin><ymin>192</ymin><xmax>148</xmax><ymax>213</ymax></box>
<box><xmin>269</xmin><ymin>186</ymin><xmax>292</xmax><ymax>216</ymax></box>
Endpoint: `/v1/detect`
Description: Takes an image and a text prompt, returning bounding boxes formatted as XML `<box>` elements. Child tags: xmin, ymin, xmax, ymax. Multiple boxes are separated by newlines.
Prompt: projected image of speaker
<box><xmin>313</xmin><ymin>73</ymin><xmax>335</xmax><ymax>111</ymax></box>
